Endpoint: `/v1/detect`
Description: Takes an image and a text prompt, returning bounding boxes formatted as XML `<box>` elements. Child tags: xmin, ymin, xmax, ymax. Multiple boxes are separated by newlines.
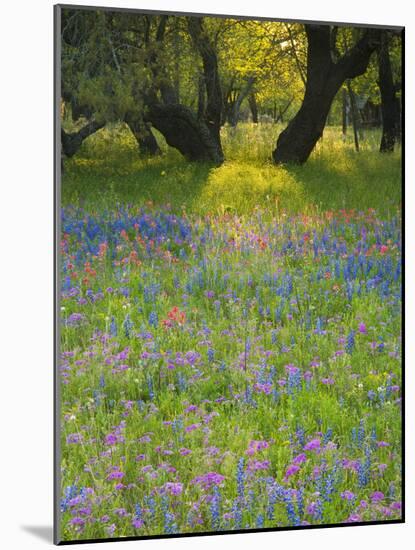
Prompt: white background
<box><xmin>0</xmin><ymin>0</ymin><xmax>412</xmax><ymax>548</ymax></box>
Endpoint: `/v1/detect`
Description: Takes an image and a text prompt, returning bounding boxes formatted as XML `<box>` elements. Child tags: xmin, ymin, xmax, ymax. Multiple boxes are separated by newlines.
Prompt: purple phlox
<box><xmin>284</xmin><ymin>464</ymin><xmax>300</xmax><ymax>481</ymax></box>
<box><xmin>247</xmin><ymin>459</ymin><xmax>271</xmax><ymax>472</ymax></box>
<box><xmin>304</xmin><ymin>438</ymin><xmax>321</xmax><ymax>451</ymax></box>
<box><xmin>246</xmin><ymin>440</ymin><xmax>270</xmax><ymax>456</ymax></box>
<box><xmin>161</xmin><ymin>482</ymin><xmax>184</xmax><ymax>496</ymax></box>
<box><xmin>370</xmin><ymin>491</ymin><xmax>384</xmax><ymax>503</ymax></box>
<box><xmin>191</xmin><ymin>471</ymin><xmax>225</xmax><ymax>490</ymax></box>
<box><xmin>293</xmin><ymin>453</ymin><xmax>307</xmax><ymax>465</ymax></box>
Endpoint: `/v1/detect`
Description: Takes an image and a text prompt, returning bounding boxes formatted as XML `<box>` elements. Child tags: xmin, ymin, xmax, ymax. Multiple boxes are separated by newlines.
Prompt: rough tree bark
<box><xmin>145</xmin><ymin>103</ymin><xmax>222</xmax><ymax>163</ymax></box>
<box><xmin>272</xmin><ymin>25</ymin><xmax>381</xmax><ymax>165</ymax></box>
<box><xmin>187</xmin><ymin>17</ymin><xmax>224</xmax><ymax>162</ymax></box>
<box><xmin>378</xmin><ymin>31</ymin><xmax>399</xmax><ymax>152</ymax></box>
<box><xmin>125</xmin><ymin>118</ymin><xmax>161</xmax><ymax>156</ymax></box>
<box><xmin>61</xmin><ymin>120</ymin><xmax>105</xmax><ymax>158</ymax></box>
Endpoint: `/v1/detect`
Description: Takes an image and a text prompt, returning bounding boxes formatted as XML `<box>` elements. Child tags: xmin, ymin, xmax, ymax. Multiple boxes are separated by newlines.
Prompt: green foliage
<box><xmin>61</xmin><ymin>9</ymin><xmax>402</xmax><ymax>143</ymax></box>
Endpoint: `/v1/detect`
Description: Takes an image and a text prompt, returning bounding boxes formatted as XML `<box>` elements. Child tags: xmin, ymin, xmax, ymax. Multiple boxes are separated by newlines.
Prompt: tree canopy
<box><xmin>60</xmin><ymin>8</ymin><xmax>403</xmax><ymax>164</ymax></box>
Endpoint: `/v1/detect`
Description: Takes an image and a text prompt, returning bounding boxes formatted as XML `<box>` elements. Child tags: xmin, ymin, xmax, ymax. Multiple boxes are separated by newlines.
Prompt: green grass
<box><xmin>62</xmin><ymin>122</ymin><xmax>402</xmax><ymax>216</ymax></box>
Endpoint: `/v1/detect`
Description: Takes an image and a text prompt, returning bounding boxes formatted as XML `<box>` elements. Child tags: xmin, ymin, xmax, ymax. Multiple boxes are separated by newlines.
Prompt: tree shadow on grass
<box><xmin>62</xmin><ymin>144</ymin><xmax>216</xmax><ymax>212</ymax></box>
<box><xmin>284</xmin><ymin>150</ymin><xmax>402</xmax><ymax>215</ymax></box>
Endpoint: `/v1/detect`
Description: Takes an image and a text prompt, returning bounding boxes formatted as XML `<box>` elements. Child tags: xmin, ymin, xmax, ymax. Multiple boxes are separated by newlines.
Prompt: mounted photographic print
<box><xmin>54</xmin><ymin>4</ymin><xmax>404</xmax><ymax>544</ymax></box>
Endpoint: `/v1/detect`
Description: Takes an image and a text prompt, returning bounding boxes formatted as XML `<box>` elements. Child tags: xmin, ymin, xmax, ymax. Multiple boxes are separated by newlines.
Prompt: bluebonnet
<box><xmin>123</xmin><ymin>314</ymin><xmax>133</xmax><ymax>338</ymax></box>
<box><xmin>346</xmin><ymin>330</ymin><xmax>355</xmax><ymax>353</ymax></box>
<box><xmin>232</xmin><ymin>499</ymin><xmax>242</xmax><ymax>529</ymax></box>
<box><xmin>61</xmin><ymin>485</ymin><xmax>79</xmax><ymax>512</ymax></box>
<box><xmin>357</xmin><ymin>445</ymin><xmax>372</xmax><ymax>487</ymax></box>
<box><xmin>323</xmin><ymin>472</ymin><xmax>335</xmax><ymax>502</ymax></box>
<box><xmin>148</xmin><ymin>311</ymin><xmax>158</xmax><ymax>328</ymax></box>
<box><xmin>210</xmin><ymin>486</ymin><xmax>221</xmax><ymax>530</ymax></box>
<box><xmin>237</xmin><ymin>457</ymin><xmax>245</xmax><ymax>501</ymax></box>
<box><xmin>323</xmin><ymin>427</ymin><xmax>333</xmax><ymax>445</ymax></box>
<box><xmin>284</xmin><ymin>496</ymin><xmax>300</xmax><ymax>526</ymax></box>
<box><xmin>256</xmin><ymin>514</ymin><xmax>264</xmax><ymax>528</ymax></box>
<box><xmin>134</xmin><ymin>503</ymin><xmax>142</xmax><ymax>520</ymax></box>
<box><xmin>161</xmin><ymin>496</ymin><xmax>178</xmax><ymax>534</ymax></box>
<box><xmin>177</xmin><ymin>373</ymin><xmax>187</xmax><ymax>392</ymax></box>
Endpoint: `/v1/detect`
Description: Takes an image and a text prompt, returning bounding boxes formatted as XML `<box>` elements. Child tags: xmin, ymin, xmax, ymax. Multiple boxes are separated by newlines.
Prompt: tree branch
<box><xmin>335</xmin><ymin>28</ymin><xmax>382</xmax><ymax>81</ymax></box>
<box><xmin>61</xmin><ymin>120</ymin><xmax>105</xmax><ymax>157</ymax></box>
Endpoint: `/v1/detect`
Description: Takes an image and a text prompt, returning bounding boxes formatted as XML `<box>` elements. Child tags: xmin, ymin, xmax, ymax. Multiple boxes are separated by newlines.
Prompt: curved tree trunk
<box><xmin>146</xmin><ymin>103</ymin><xmax>223</xmax><ymax>164</ymax></box>
<box><xmin>61</xmin><ymin>120</ymin><xmax>105</xmax><ymax>158</ymax></box>
<box><xmin>125</xmin><ymin>118</ymin><xmax>161</xmax><ymax>156</ymax></box>
<box><xmin>273</xmin><ymin>25</ymin><xmax>381</xmax><ymax>165</ymax></box>
<box><xmin>378</xmin><ymin>31</ymin><xmax>399</xmax><ymax>152</ymax></box>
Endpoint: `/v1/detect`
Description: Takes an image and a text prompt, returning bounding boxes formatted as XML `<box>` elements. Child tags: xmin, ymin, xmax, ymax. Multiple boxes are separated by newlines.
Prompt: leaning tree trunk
<box><xmin>378</xmin><ymin>31</ymin><xmax>399</xmax><ymax>153</ymax></box>
<box><xmin>229</xmin><ymin>77</ymin><xmax>255</xmax><ymax>127</ymax></box>
<box><xmin>275</xmin><ymin>98</ymin><xmax>294</xmax><ymax>124</ymax></box>
<box><xmin>145</xmin><ymin>103</ymin><xmax>223</xmax><ymax>163</ymax></box>
<box><xmin>61</xmin><ymin>120</ymin><xmax>105</xmax><ymax>158</ymax></box>
<box><xmin>273</xmin><ymin>25</ymin><xmax>381</xmax><ymax>165</ymax></box>
<box><xmin>187</xmin><ymin>17</ymin><xmax>223</xmax><ymax>162</ymax></box>
<box><xmin>125</xmin><ymin>118</ymin><xmax>161</xmax><ymax>156</ymax></box>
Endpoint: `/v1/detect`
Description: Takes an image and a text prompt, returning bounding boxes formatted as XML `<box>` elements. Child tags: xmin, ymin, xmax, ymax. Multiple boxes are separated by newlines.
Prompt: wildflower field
<box><xmin>59</xmin><ymin>124</ymin><xmax>402</xmax><ymax>541</ymax></box>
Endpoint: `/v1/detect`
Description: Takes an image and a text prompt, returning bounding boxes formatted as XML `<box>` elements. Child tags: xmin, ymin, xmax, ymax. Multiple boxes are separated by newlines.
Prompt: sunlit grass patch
<box><xmin>198</xmin><ymin>161</ymin><xmax>305</xmax><ymax>214</ymax></box>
